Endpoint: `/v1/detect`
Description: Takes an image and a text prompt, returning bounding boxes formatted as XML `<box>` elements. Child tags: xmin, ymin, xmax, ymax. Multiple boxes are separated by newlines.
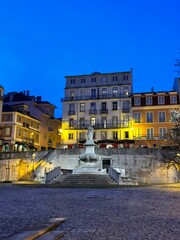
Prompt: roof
<box><xmin>65</xmin><ymin>70</ymin><xmax>132</xmax><ymax>78</ymax></box>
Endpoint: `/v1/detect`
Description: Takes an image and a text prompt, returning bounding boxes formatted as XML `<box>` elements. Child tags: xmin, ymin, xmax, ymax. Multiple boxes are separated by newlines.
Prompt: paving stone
<box><xmin>0</xmin><ymin>184</ymin><xmax>180</xmax><ymax>240</ymax></box>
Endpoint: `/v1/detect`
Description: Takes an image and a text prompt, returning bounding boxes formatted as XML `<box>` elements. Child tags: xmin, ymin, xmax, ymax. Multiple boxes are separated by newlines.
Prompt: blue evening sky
<box><xmin>0</xmin><ymin>0</ymin><xmax>180</xmax><ymax>117</ymax></box>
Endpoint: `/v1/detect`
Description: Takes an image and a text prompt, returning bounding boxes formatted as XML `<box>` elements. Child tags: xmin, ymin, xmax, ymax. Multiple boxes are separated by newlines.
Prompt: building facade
<box><xmin>61</xmin><ymin>70</ymin><xmax>133</xmax><ymax>148</ymax></box>
<box><xmin>132</xmin><ymin>91</ymin><xmax>180</xmax><ymax>148</ymax></box>
<box><xmin>1</xmin><ymin>104</ymin><xmax>41</xmax><ymax>151</ymax></box>
<box><xmin>2</xmin><ymin>91</ymin><xmax>62</xmax><ymax>151</ymax></box>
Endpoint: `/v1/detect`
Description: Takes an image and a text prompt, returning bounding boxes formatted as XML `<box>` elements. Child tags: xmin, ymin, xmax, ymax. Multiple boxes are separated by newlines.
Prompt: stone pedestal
<box><xmin>72</xmin><ymin>127</ymin><xmax>106</xmax><ymax>175</ymax></box>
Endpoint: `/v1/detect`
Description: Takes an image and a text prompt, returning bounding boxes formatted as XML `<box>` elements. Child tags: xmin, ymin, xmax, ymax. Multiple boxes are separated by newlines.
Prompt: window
<box><xmin>17</xmin><ymin>127</ymin><xmax>21</xmax><ymax>137</ymax></box>
<box><xmin>112</xmin><ymin>87</ymin><xmax>118</xmax><ymax>97</ymax></box>
<box><xmin>124</xmin><ymin>131</ymin><xmax>129</xmax><ymax>138</ymax></box>
<box><xmin>91</xmin><ymin>89</ymin><xmax>96</xmax><ymax>99</ymax></box>
<box><xmin>69</xmin><ymin>103</ymin><xmax>75</xmax><ymax>114</ymax></box>
<box><xmin>90</xmin><ymin>102</ymin><xmax>96</xmax><ymax>110</ymax></box>
<box><xmin>112</xmin><ymin>101</ymin><xmax>117</xmax><ymax>111</ymax></box>
<box><xmin>122</xmin><ymin>101</ymin><xmax>130</xmax><ymax>112</ymax></box>
<box><xmin>134</xmin><ymin>128</ymin><xmax>142</xmax><ymax>139</ymax></box>
<box><xmin>170</xmin><ymin>95</ymin><xmax>177</xmax><ymax>104</ymax></box>
<box><xmin>70</xmin><ymin>79</ymin><xmax>75</xmax><ymax>84</ymax></box>
<box><xmin>2</xmin><ymin>114</ymin><xmax>13</xmax><ymax>122</ymax></box>
<box><xmin>91</xmin><ymin>117</ymin><xmax>96</xmax><ymax>126</ymax></box>
<box><xmin>147</xmin><ymin>128</ymin><xmax>153</xmax><ymax>139</ymax></box>
<box><xmin>146</xmin><ymin>112</ymin><xmax>153</xmax><ymax>122</ymax></box>
<box><xmin>80</xmin><ymin>103</ymin><xmax>85</xmax><ymax>112</ymax></box>
<box><xmin>123</xmin><ymin>75</ymin><xmax>129</xmax><ymax>80</ymax></box>
<box><xmin>101</xmin><ymin>117</ymin><xmax>107</xmax><ymax>128</ymax></box>
<box><xmin>112</xmin><ymin>116</ymin><xmax>118</xmax><ymax>127</ymax></box>
<box><xmin>159</xmin><ymin>128</ymin><xmax>166</xmax><ymax>139</ymax></box>
<box><xmin>69</xmin><ymin>118</ymin><xmax>74</xmax><ymax>127</ymax></box>
<box><xmin>101</xmin><ymin>102</ymin><xmax>107</xmax><ymax>111</ymax></box>
<box><xmin>102</xmin><ymin>88</ymin><xmax>107</xmax><ymax>97</ymax></box>
<box><xmin>70</xmin><ymin>90</ymin><xmax>75</xmax><ymax>100</ymax></box>
<box><xmin>79</xmin><ymin>132</ymin><xmax>86</xmax><ymax>140</ymax></box>
<box><xmin>123</xmin><ymin>86</ymin><xmax>129</xmax><ymax>96</ymax></box>
<box><xmin>146</xmin><ymin>97</ymin><xmax>152</xmax><ymax>105</ymax></box>
<box><xmin>80</xmin><ymin>118</ymin><xmax>85</xmax><ymax>128</ymax></box>
<box><xmin>134</xmin><ymin>97</ymin><xmax>141</xmax><ymax>106</ymax></box>
<box><xmin>112</xmin><ymin>131</ymin><xmax>118</xmax><ymax>140</ymax></box>
<box><xmin>102</xmin><ymin>77</ymin><xmax>107</xmax><ymax>82</ymax></box>
<box><xmin>112</xmin><ymin>76</ymin><xmax>117</xmax><ymax>81</ymax></box>
<box><xmin>158</xmin><ymin>96</ymin><xmax>165</xmax><ymax>104</ymax></box>
<box><xmin>68</xmin><ymin>133</ymin><xmax>74</xmax><ymax>140</ymax></box>
<box><xmin>80</xmin><ymin>89</ymin><xmax>86</xmax><ymax>99</ymax></box>
<box><xmin>2</xmin><ymin>127</ymin><xmax>11</xmax><ymax>136</ymax></box>
<box><xmin>81</xmin><ymin>78</ymin><xmax>86</xmax><ymax>83</ymax></box>
<box><xmin>123</xmin><ymin>117</ymin><xmax>129</xmax><ymax>127</ymax></box>
<box><xmin>158</xmin><ymin>112</ymin><xmax>165</xmax><ymax>122</ymax></box>
<box><xmin>134</xmin><ymin>112</ymin><xmax>141</xmax><ymax>123</ymax></box>
<box><xmin>92</xmin><ymin>78</ymin><xmax>96</xmax><ymax>82</ymax></box>
<box><xmin>101</xmin><ymin>131</ymin><xmax>107</xmax><ymax>139</ymax></box>
<box><xmin>17</xmin><ymin>115</ymin><xmax>22</xmax><ymax>123</ymax></box>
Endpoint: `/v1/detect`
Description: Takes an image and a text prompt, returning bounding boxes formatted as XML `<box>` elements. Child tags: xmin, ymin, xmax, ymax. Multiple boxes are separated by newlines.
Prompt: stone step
<box><xmin>51</xmin><ymin>174</ymin><xmax>117</xmax><ymax>186</ymax></box>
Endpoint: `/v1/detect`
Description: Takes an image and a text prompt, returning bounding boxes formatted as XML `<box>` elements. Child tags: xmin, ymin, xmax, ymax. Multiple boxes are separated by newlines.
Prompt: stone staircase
<box><xmin>51</xmin><ymin>173</ymin><xmax>117</xmax><ymax>187</ymax></box>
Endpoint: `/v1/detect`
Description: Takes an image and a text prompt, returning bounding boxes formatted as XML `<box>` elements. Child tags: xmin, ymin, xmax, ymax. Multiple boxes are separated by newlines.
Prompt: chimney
<box><xmin>37</xmin><ymin>96</ymin><xmax>42</xmax><ymax>102</ymax></box>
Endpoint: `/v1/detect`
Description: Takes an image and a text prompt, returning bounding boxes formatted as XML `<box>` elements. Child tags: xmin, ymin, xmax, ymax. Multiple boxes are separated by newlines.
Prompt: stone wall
<box><xmin>0</xmin><ymin>148</ymin><xmax>179</xmax><ymax>183</ymax></box>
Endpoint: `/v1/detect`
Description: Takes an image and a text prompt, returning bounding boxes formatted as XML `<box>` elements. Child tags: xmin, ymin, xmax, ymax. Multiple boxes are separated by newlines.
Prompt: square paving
<box><xmin>0</xmin><ymin>183</ymin><xmax>180</xmax><ymax>240</ymax></box>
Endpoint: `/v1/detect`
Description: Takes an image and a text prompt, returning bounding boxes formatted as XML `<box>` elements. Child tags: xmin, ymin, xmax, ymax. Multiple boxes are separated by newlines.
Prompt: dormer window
<box><xmin>146</xmin><ymin>97</ymin><xmax>152</xmax><ymax>105</ymax></box>
<box><xmin>158</xmin><ymin>96</ymin><xmax>165</xmax><ymax>104</ymax></box>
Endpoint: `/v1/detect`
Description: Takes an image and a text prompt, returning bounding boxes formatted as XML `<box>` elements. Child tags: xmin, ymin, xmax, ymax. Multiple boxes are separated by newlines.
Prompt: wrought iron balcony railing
<box><xmin>61</xmin><ymin>93</ymin><xmax>131</xmax><ymax>102</ymax></box>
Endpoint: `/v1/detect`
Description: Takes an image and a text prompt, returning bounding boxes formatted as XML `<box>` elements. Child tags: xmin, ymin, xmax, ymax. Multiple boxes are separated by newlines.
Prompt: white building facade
<box><xmin>61</xmin><ymin>70</ymin><xmax>134</xmax><ymax>148</ymax></box>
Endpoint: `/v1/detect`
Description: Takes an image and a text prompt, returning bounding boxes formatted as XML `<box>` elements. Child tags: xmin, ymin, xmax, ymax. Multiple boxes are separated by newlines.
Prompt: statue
<box><xmin>87</xmin><ymin>126</ymin><xmax>94</xmax><ymax>140</ymax></box>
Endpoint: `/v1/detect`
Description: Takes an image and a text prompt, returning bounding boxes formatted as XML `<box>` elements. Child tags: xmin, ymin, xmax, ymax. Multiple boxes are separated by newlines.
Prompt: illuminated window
<box><xmin>68</xmin><ymin>133</ymin><xmax>74</xmax><ymax>140</ymax></box>
<box><xmin>134</xmin><ymin>112</ymin><xmax>141</xmax><ymax>123</ymax></box>
<box><xmin>147</xmin><ymin>128</ymin><xmax>153</xmax><ymax>139</ymax></box>
<box><xmin>101</xmin><ymin>131</ymin><xmax>107</xmax><ymax>139</ymax></box>
<box><xmin>80</xmin><ymin>103</ymin><xmax>85</xmax><ymax>112</ymax></box>
<box><xmin>112</xmin><ymin>87</ymin><xmax>118</xmax><ymax>97</ymax></box>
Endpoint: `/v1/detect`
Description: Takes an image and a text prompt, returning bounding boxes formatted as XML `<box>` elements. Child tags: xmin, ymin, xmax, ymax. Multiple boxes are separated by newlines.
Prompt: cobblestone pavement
<box><xmin>0</xmin><ymin>183</ymin><xmax>180</xmax><ymax>240</ymax></box>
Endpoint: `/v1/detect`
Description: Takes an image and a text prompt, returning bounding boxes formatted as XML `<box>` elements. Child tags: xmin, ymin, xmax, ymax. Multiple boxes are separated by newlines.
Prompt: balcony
<box><xmin>68</xmin><ymin>110</ymin><xmax>76</xmax><ymax>115</ymax></box>
<box><xmin>23</xmin><ymin>122</ymin><xmax>29</xmax><ymax>128</ymax></box>
<box><xmin>122</xmin><ymin>107</ymin><xmax>130</xmax><ymax>113</ymax></box>
<box><xmin>61</xmin><ymin>93</ymin><xmax>132</xmax><ymax>102</ymax></box>
<box><xmin>89</xmin><ymin>109</ymin><xmax>97</xmax><ymax>114</ymax></box>
<box><xmin>100</xmin><ymin>109</ymin><xmax>108</xmax><ymax>114</ymax></box>
<box><xmin>65</xmin><ymin>121</ymin><xmax>132</xmax><ymax>130</ymax></box>
<box><xmin>48</xmin><ymin>127</ymin><xmax>53</xmax><ymax>132</ymax></box>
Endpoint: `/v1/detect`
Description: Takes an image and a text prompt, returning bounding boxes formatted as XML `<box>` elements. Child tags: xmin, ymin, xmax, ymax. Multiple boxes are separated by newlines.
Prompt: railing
<box><xmin>100</xmin><ymin>109</ymin><xmax>108</xmax><ymax>114</ymax></box>
<box><xmin>108</xmin><ymin>167</ymin><xmax>123</xmax><ymax>184</ymax></box>
<box><xmin>66</xmin><ymin>121</ymin><xmax>132</xmax><ymax>130</ymax></box>
<box><xmin>61</xmin><ymin>93</ymin><xmax>132</xmax><ymax>102</ymax></box>
<box><xmin>133</xmin><ymin>135</ymin><xmax>167</xmax><ymax>140</ymax></box>
<box><xmin>89</xmin><ymin>109</ymin><xmax>97</xmax><ymax>114</ymax></box>
<box><xmin>45</xmin><ymin>167</ymin><xmax>61</xmax><ymax>183</ymax></box>
<box><xmin>68</xmin><ymin>110</ymin><xmax>76</xmax><ymax>115</ymax></box>
<box><xmin>122</xmin><ymin>107</ymin><xmax>130</xmax><ymax>113</ymax></box>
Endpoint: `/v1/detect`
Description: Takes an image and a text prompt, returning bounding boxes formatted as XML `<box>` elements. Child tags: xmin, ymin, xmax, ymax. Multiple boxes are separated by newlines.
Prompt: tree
<box><xmin>167</xmin><ymin>110</ymin><xmax>180</xmax><ymax>149</ymax></box>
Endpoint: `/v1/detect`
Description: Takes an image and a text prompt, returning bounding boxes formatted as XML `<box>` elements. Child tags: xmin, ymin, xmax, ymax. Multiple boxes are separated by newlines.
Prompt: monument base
<box><xmin>72</xmin><ymin>166</ymin><xmax>106</xmax><ymax>175</ymax></box>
